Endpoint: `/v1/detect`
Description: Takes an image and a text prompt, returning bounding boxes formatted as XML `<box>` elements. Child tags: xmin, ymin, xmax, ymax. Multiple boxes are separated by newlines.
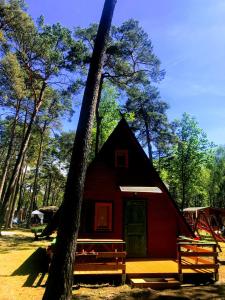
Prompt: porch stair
<box><xmin>130</xmin><ymin>277</ymin><xmax>180</xmax><ymax>289</ymax></box>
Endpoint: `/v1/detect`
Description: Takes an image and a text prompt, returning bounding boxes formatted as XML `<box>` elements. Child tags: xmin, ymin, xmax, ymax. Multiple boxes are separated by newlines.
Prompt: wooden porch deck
<box><xmin>126</xmin><ymin>259</ymin><xmax>178</xmax><ymax>277</ymax></box>
<box><xmin>74</xmin><ymin>258</ymin><xmax>214</xmax><ymax>277</ymax></box>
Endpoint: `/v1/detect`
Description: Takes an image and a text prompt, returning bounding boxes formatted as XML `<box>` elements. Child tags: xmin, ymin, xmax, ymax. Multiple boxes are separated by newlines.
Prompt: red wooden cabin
<box><xmin>78</xmin><ymin>118</ymin><xmax>193</xmax><ymax>259</ymax></box>
<box><xmin>183</xmin><ymin>206</ymin><xmax>225</xmax><ymax>240</ymax></box>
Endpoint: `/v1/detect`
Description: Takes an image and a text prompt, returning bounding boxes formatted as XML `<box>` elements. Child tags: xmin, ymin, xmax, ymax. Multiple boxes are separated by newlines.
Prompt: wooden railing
<box><xmin>177</xmin><ymin>237</ymin><xmax>219</xmax><ymax>282</ymax></box>
<box><xmin>47</xmin><ymin>239</ymin><xmax>126</xmax><ymax>284</ymax></box>
<box><xmin>74</xmin><ymin>250</ymin><xmax>126</xmax><ymax>283</ymax></box>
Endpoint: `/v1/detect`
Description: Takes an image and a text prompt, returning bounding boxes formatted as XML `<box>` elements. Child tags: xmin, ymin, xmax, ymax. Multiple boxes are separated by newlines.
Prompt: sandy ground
<box><xmin>1</xmin><ymin>229</ymin><xmax>225</xmax><ymax>300</ymax></box>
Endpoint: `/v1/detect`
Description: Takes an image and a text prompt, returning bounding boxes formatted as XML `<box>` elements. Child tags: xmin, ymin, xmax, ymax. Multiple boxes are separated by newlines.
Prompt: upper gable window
<box><xmin>115</xmin><ymin>150</ymin><xmax>128</xmax><ymax>168</ymax></box>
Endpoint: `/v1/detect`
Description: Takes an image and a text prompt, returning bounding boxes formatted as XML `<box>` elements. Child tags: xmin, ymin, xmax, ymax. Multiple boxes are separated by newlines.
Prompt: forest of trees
<box><xmin>1</xmin><ymin>0</ymin><xmax>225</xmax><ymax>233</ymax></box>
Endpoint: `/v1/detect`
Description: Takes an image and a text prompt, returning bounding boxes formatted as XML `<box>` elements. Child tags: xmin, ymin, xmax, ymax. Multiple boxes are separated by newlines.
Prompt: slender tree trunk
<box><xmin>181</xmin><ymin>180</ymin><xmax>186</xmax><ymax>211</ymax></box>
<box><xmin>46</xmin><ymin>174</ymin><xmax>52</xmax><ymax>207</ymax></box>
<box><xmin>42</xmin><ymin>1</ymin><xmax>117</xmax><ymax>299</ymax></box>
<box><xmin>42</xmin><ymin>181</ymin><xmax>49</xmax><ymax>207</ymax></box>
<box><xmin>14</xmin><ymin>103</ymin><xmax>29</xmax><ymax>213</ymax></box>
<box><xmin>52</xmin><ymin>187</ymin><xmax>60</xmax><ymax>206</ymax></box>
<box><xmin>0</xmin><ymin>87</ymin><xmax>45</xmax><ymax>233</ymax></box>
<box><xmin>0</xmin><ymin>115</ymin><xmax>34</xmax><ymax>231</ymax></box>
<box><xmin>7</xmin><ymin>152</ymin><xmax>27</xmax><ymax>228</ymax></box>
<box><xmin>0</xmin><ymin>148</ymin><xmax>6</xmax><ymax>163</ymax></box>
<box><xmin>24</xmin><ymin>185</ymin><xmax>32</xmax><ymax>222</ymax></box>
<box><xmin>180</xmin><ymin>140</ymin><xmax>186</xmax><ymax>211</ymax></box>
<box><xmin>5</xmin><ymin>173</ymin><xmax>20</xmax><ymax>228</ymax></box>
<box><xmin>16</xmin><ymin>163</ymin><xmax>28</xmax><ymax>215</ymax></box>
<box><xmin>157</xmin><ymin>148</ymin><xmax>161</xmax><ymax>173</ymax></box>
<box><xmin>42</xmin><ymin>182</ymin><xmax>47</xmax><ymax>207</ymax></box>
<box><xmin>144</xmin><ymin>119</ymin><xmax>153</xmax><ymax>163</ymax></box>
<box><xmin>4</xmin><ymin>170</ymin><xmax>19</xmax><ymax>229</ymax></box>
<box><xmin>26</xmin><ymin>128</ymin><xmax>45</xmax><ymax>228</ymax></box>
<box><xmin>95</xmin><ymin>74</ymin><xmax>104</xmax><ymax>156</ymax></box>
<box><xmin>50</xmin><ymin>189</ymin><xmax>56</xmax><ymax>206</ymax></box>
<box><xmin>0</xmin><ymin>99</ymin><xmax>21</xmax><ymax>201</ymax></box>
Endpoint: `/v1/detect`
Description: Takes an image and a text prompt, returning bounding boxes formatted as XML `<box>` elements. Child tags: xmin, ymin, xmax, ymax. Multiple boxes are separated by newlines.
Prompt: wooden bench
<box><xmin>177</xmin><ymin>238</ymin><xmax>219</xmax><ymax>282</ymax></box>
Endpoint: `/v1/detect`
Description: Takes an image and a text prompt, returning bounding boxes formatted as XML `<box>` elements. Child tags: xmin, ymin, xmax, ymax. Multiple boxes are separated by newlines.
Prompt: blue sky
<box><xmin>26</xmin><ymin>0</ymin><xmax>225</xmax><ymax>145</ymax></box>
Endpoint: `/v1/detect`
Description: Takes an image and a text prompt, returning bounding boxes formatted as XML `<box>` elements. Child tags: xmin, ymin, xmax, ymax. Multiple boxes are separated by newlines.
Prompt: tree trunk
<box><xmin>11</xmin><ymin>152</ymin><xmax>27</xmax><ymax>227</ymax></box>
<box><xmin>52</xmin><ymin>187</ymin><xmax>60</xmax><ymax>206</ymax></box>
<box><xmin>0</xmin><ymin>117</ymin><xmax>34</xmax><ymax>231</ymax></box>
<box><xmin>144</xmin><ymin>119</ymin><xmax>153</xmax><ymax>163</ymax></box>
<box><xmin>42</xmin><ymin>181</ymin><xmax>48</xmax><ymax>207</ymax></box>
<box><xmin>95</xmin><ymin>74</ymin><xmax>104</xmax><ymax>157</ymax></box>
<box><xmin>46</xmin><ymin>174</ymin><xmax>53</xmax><ymax>207</ymax></box>
<box><xmin>42</xmin><ymin>1</ymin><xmax>117</xmax><ymax>299</ymax></box>
<box><xmin>0</xmin><ymin>99</ymin><xmax>21</xmax><ymax>202</ymax></box>
<box><xmin>5</xmin><ymin>173</ymin><xmax>20</xmax><ymax>228</ymax></box>
<box><xmin>5</xmin><ymin>151</ymin><xmax>26</xmax><ymax>228</ymax></box>
<box><xmin>24</xmin><ymin>184</ymin><xmax>33</xmax><ymax>223</ymax></box>
<box><xmin>0</xmin><ymin>86</ymin><xmax>45</xmax><ymax>234</ymax></box>
<box><xmin>181</xmin><ymin>181</ymin><xmax>186</xmax><ymax>211</ymax></box>
<box><xmin>16</xmin><ymin>163</ymin><xmax>28</xmax><ymax>215</ymax></box>
<box><xmin>26</xmin><ymin>127</ymin><xmax>45</xmax><ymax>228</ymax></box>
<box><xmin>180</xmin><ymin>141</ymin><xmax>186</xmax><ymax>211</ymax></box>
<box><xmin>50</xmin><ymin>189</ymin><xmax>56</xmax><ymax>206</ymax></box>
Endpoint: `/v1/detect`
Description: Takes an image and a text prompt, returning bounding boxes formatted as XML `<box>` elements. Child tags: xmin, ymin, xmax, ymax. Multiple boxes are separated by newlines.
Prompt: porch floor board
<box><xmin>126</xmin><ymin>259</ymin><xmax>212</xmax><ymax>277</ymax></box>
<box><xmin>74</xmin><ymin>258</ymin><xmax>214</xmax><ymax>276</ymax></box>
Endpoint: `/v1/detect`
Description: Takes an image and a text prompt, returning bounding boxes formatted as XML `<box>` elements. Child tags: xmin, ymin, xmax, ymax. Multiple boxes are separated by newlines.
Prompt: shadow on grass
<box><xmin>11</xmin><ymin>247</ymin><xmax>48</xmax><ymax>287</ymax></box>
<box><xmin>73</xmin><ymin>285</ymin><xmax>225</xmax><ymax>300</ymax></box>
<box><xmin>0</xmin><ymin>234</ymin><xmax>34</xmax><ymax>254</ymax></box>
<box><xmin>72</xmin><ymin>288</ymin><xmax>190</xmax><ymax>300</ymax></box>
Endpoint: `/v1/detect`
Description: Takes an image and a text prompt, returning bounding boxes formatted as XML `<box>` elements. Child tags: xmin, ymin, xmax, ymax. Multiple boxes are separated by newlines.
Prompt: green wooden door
<box><xmin>124</xmin><ymin>199</ymin><xmax>147</xmax><ymax>257</ymax></box>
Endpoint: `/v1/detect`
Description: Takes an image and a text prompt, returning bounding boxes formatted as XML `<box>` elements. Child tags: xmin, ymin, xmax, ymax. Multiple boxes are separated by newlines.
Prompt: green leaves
<box><xmin>73</xmin><ymin>19</ymin><xmax>164</xmax><ymax>89</ymax></box>
<box><xmin>206</xmin><ymin>146</ymin><xmax>225</xmax><ymax>207</ymax></box>
<box><xmin>0</xmin><ymin>1</ymin><xmax>80</xmax><ymax>216</ymax></box>
<box><xmin>89</xmin><ymin>83</ymin><xmax>121</xmax><ymax>159</ymax></box>
<box><xmin>0</xmin><ymin>52</ymin><xmax>26</xmax><ymax>100</ymax></box>
<box><xmin>161</xmin><ymin>113</ymin><xmax>212</xmax><ymax>209</ymax></box>
<box><xmin>124</xmin><ymin>85</ymin><xmax>171</xmax><ymax>160</ymax></box>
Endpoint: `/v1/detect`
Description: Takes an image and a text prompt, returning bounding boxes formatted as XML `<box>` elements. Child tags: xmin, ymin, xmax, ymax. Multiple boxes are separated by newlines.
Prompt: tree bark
<box><xmin>26</xmin><ymin>126</ymin><xmax>45</xmax><ymax>228</ymax></box>
<box><xmin>144</xmin><ymin>119</ymin><xmax>153</xmax><ymax>163</ymax></box>
<box><xmin>0</xmin><ymin>99</ymin><xmax>21</xmax><ymax>202</ymax></box>
<box><xmin>0</xmin><ymin>113</ymin><xmax>35</xmax><ymax>232</ymax></box>
<box><xmin>42</xmin><ymin>181</ymin><xmax>48</xmax><ymax>207</ymax></box>
<box><xmin>95</xmin><ymin>74</ymin><xmax>104</xmax><ymax>157</ymax></box>
<box><xmin>0</xmin><ymin>83</ymin><xmax>45</xmax><ymax>234</ymax></box>
<box><xmin>180</xmin><ymin>140</ymin><xmax>186</xmax><ymax>211</ymax></box>
<box><xmin>5</xmin><ymin>171</ymin><xmax>20</xmax><ymax>228</ymax></box>
<box><xmin>42</xmin><ymin>1</ymin><xmax>117</xmax><ymax>299</ymax></box>
<box><xmin>7</xmin><ymin>151</ymin><xmax>26</xmax><ymax>228</ymax></box>
<box><xmin>16</xmin><ymin>163</ymin><xmax>28</xmax><ymax>216</ymax></box>
<box><xmin>46</xmin><ymin>174</ymin><xmax>53</xmax><ymax>207</ymax></box>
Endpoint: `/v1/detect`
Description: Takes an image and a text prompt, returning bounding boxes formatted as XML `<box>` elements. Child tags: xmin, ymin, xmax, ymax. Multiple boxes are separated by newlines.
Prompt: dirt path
<box><xmin>1</xmin><ymin>229</ymin><xmax>225</xmax><ymax>300</ymax></box>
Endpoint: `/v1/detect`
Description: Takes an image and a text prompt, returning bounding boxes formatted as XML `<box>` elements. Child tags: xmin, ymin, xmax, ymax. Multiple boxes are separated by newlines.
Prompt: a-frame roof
<box><xmin>41</xmin><ymin>118</ymin><xmax>193</xmax><ymax>237</ymax></box>
<box><xmin>93</xmin><ymin>117</ymin><xmax>151</xmax><ymax>166</ymax></box>
<box><xmin>87</xmin><ymin>117</ymin><xmax>193</xmax><ymax>236</ymax></box>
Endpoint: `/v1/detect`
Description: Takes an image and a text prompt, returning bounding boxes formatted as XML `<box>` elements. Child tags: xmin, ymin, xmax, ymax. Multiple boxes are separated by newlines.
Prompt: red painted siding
<box><xmin>78</xmin><ymin>119</ymin><xmax>193</xmax><ymax>258</ymax></box>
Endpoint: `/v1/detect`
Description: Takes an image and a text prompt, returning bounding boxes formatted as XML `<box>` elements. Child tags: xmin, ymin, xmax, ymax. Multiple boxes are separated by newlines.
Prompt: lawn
<box><xmin>1</xmin><ymin>229</ymin><xmax>225</xmax><ymax>300</ymax></box>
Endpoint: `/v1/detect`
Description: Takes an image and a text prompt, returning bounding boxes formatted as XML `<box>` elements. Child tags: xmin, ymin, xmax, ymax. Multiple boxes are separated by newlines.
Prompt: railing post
<box><xmin>177</xmin><ymin>242</ymin><xmax>183</xmax><ymax>282</ymax></box>
<box><xmin>213</xmin><ymin>244</ymin><xmax>219</xmax><ymax>281</ymax></box>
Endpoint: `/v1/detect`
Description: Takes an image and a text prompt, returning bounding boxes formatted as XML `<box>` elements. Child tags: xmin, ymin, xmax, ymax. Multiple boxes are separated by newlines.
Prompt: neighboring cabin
<box><xmin>183</xmin><ymin>206</ymin><xmax>225</xmax><ymax>231</ymax></box>
<box><xmin>78</xmin><ymin>118</ymin><xmax>193</xmax><ymax>258</ymax></box>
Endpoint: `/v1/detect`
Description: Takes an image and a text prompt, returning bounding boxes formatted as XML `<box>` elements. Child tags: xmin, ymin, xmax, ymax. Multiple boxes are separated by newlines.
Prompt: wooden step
<box><xmin>130</xmin><ymin>277</ymin><xmax>180</xmax><ymax>289</ymax></box>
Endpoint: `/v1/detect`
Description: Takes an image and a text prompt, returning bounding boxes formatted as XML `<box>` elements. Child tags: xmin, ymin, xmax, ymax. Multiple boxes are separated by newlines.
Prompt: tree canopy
<box><xmin>0</xmin><ymin>0</ymin><xmax>224</xmax><ymax>240</ymax></box>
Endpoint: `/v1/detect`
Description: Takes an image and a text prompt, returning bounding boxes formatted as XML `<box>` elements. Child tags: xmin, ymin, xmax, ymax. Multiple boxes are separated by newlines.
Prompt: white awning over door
<box><xmin>119</xmin><ymin>186</ymin><xmax>162</xmax><ymax>193</ymax></box>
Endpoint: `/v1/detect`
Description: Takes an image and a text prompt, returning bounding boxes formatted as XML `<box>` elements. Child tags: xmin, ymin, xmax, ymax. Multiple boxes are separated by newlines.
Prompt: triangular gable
<box><xmin>87</xmin><ymin>117</ymin><xmax>193</xmax><ymax>237</ymax></box>
<box><xmin>42</xmin><ymin>118</ymin><xmax>193</xmax><ymax>238</ymax></box>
